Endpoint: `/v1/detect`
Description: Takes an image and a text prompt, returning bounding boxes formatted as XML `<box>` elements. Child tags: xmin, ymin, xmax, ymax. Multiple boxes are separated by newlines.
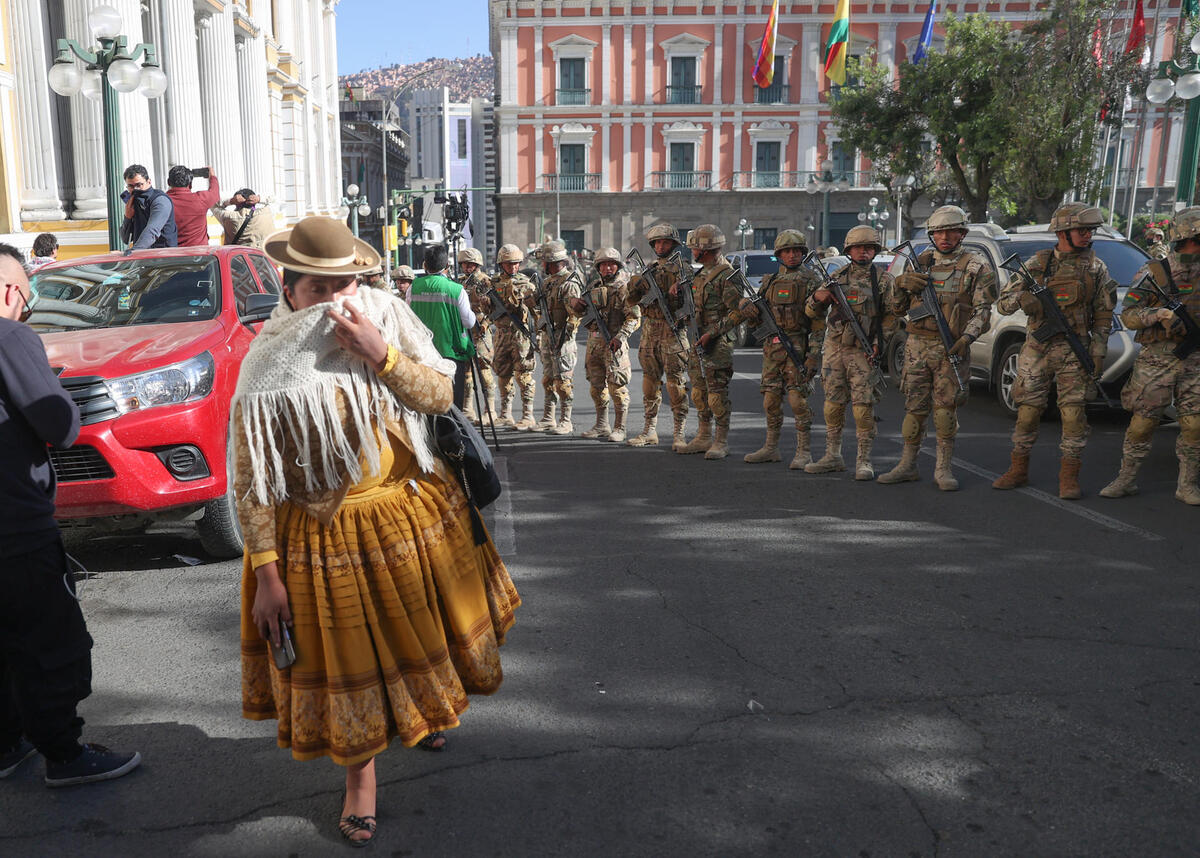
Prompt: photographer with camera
<box><xmin>166</xmin><ymin>165</ymin><xmax>219</xmax><ymax>247</ymax></box>
<box><xmin>214</xmin><ymin>188</ymin><xmax>274</xmax><ymax>249</ymax></box>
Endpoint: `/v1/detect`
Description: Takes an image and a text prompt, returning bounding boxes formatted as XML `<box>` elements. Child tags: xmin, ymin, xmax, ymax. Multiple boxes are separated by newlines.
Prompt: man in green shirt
<box><xmin>408</xmin><ymin>245</ymin><xmax>476</xmax><ymax>408</ymax></box>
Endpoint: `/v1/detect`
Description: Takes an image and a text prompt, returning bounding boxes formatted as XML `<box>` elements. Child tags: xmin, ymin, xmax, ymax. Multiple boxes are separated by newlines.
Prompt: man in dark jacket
<box><xmin>0</xmin><ymin>244</ymin><xmax>141</xmax><ymax>786</ymax></box>
<box><xmin>120</xmin><ymin>164</ymin><xmax>177</xmax><ymax>249</ymax></box>
<box><xmin>166</xmin><ymin>165</ymin><xmax>219</xmax><ymax>247</ymax></box>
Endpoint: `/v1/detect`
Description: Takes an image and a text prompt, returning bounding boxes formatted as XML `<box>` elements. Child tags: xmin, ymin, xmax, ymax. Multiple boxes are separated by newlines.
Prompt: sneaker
<box><xmin>0</xmin><ymin>739</ymin><xmax>36</xmax><ymax>778</ymax></box>
<box><xmin>45</xmin><ymin>743</ymin><xmax>141</xmax><ymax>787</ymax></box>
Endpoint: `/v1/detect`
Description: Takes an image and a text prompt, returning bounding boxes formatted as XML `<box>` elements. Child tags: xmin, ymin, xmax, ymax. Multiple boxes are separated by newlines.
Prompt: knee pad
<box><xmin>708</xmin><ymin>393</ymin><xmax>728</xmax><ymax>418</ymax></box>
<box><xmin>852</xmin><ymin>404</ymin><xmax>874</xmax><ymax>427</ymax></box>
<box><xmin>666</xmin><ymin>383</ymin><xmax>686</xmax><ymax>409</ymax></box>
<box><xmin>786</xmin><ymin>389</ymin><xmax>808</xmax><ymax>416</ymax></box>
<box><xmin>1060</xmin><ymin>405</ymin><xmax>1087</xmax><ymax>438</ymax></box>
<box><xmin>932</xmin><ymin>407</ymin><xmax>957</xmax><ymax>440</ymax></box>
<box><xmin>901</xmin><ymin>412</ymin><xmax>926</xmax><ymax>443</ymax></box>
<box><xmin>611</xmin><ymin>386</ymin><xmax>630</xmax><ymax>407</ymax></box>
<box><xmin>690</xmin><ymin>387</ymin><xmax>706</xmax><ymax>412</ymax></box>
<box><xmin>1016</xmin><ymin>404</ymin><xmax>1042</xmax><ymax>434</ymax></box>
<box><xmin>1127</xmin><ymin>413</ymin><xmax>1158</xmax><ymax>444</ymax></box>
<box><xmin>1180</xmin><ymin>413</ymin><xmax>1200</xmax><ymax>446</ymax></box>
<box><xmin>824</xmin><ymin>401</ymin><xmax>846</xmax><ymax>429</ymax></box>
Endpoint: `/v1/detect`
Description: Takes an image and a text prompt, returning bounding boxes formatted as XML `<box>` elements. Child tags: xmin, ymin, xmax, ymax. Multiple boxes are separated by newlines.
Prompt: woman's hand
<box><xmin>330</xmin><ymin>302</ymin><xmax>389</xmax><ymax>371</ymax></box>
<box><xmin>252</xmin><ymin>562</ymin><xmax>292</xmax><ymax>647</ymax></box>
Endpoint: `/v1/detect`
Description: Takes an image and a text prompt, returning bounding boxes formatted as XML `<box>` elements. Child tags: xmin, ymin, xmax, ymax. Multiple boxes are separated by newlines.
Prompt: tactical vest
<box><xmin>494</xmin><ymin>273</ymin><xmax>533</xmax><ymax>327</ymax></box>
<box><xmin>544</xmin><ymin>269</ymin><xmax>582</xmax><ymax>330</ymax></box>
<box><xmin>1136</xmin><ymin>257</ymin><xmax>1200</xmax><ymax>345</ymax></box>
<box><xmin>831</xmin><ymin>262</ymin><xmax>882</xmax><ymax>332</ymax></box>
<box><xmin>631</xmin><ymin>258</ymin><xmax>686</xmax><ymax>321</ymax></box>
<box><xmin>910</xmin><ymin>248</ymin><xmax>980</xmax><ymax>339</ymax></box>
<box><xmin>587</xmin><ymin>272</ymin><xmax>630</xmax><ymax>334</ymax></box>
<box><xmin>692</xmin><ymin>259</ymin><xmax>735</xmax><ymax>329</ymax></box>
<box><xmin>460</xmin><ymin>272</ymin><xmax>492</xmax><ymax>323</ymax></box>
<box><xmin>1027</xmin><ymin>248</ymin><xmax>1100</xmax><ymax>339</ymax></box>
<box><xmin>760</xmin><ymin>267</ymin><xmax>813</xmax><ymax>334</ymax></box>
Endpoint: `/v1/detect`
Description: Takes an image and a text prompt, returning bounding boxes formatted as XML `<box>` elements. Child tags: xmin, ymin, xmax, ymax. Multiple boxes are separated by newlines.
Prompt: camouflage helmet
<box><xmin>541</xmin><ymin>240</ymin><xmax>569</xmax><ymax>264</ymax></box>
<box><xmin>686</xmin><ymin>223</ymin><xmax>726</xmax><ymax>252</ymax></box>
<box><xmin>497</xmin><ymin>243</ymin><xmax>524</xmax><ymax>264</ymax></box>
<box><xmin>645</xmin><ymin>223</ymin><xmax>680</xmax><ymax>245</ymax></box>
<box><xmin>843</xmin><ymin>225</ymin><xmax>882</xmax><ymax>251</ymax></box>
<box><xmin>394</xmin><ymin>264</ymin><xmax>415</xmax><ymax>282</ymax></box>
<box><xmin>457</xmin><ymin>247</ymin><xmax>483</xmax><ymax>265</ymax></box>
<box><xmin>1144</xmin><ymin>227</ymin><xmax>1165</xmax><ymax>242</ymax></box>
<box><xmin>925</xmin><ymin>205</ymin><xmax>969</xmax><ymax>232</ymax></box>
<box><xmin>1049</xmin><ymin>203</ymin><xmax>1104</xmax><ymax>233</ymax></box>
<box><xmin>1169</xmin><ymin>208</ymin><xmax>1200</xmax><ymax>243</ymax></box>
<box><xmin>773</xmin><ymin>229</ymin><xmax>808</xmax><ymax>253</ymax></box>
<box><xmin>594</xmin><ymin>246</ymin><xmax>622</xmax><ymax>267</ymax></box>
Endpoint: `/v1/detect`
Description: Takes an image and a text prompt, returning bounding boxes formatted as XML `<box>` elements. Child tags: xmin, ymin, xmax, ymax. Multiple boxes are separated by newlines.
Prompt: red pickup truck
<box><xmin>29</xmin><ymin>246</ymin><xmax>281</xmax><ymax>557</ymax></box>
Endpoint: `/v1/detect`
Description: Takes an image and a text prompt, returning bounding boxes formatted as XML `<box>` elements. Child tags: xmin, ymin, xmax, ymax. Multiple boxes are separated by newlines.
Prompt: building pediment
<box><xmin>659</xmin><ymin>33</ymin><xmax>711</xmax><ymax>55</ymax></box>
<box><xmin>549</xmin><ymin>34</ymin><xmax>599</xmax><ymax>59</ymax></box>
<box><xmin>660</xmin><ymin>120</ymin><xmax>706</xmax><ymax>144</ymax></box>
<box><xmin>550</xmin><ymin>122</ymin><xmax>596</xmax><ymax>145</ymax></box>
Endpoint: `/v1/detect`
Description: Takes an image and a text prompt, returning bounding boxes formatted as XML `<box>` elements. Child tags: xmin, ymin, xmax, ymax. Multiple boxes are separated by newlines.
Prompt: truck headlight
<box><xmin>105</xmin><ymin>352</ymin><xmax>215</xmax><ymax>414</ymax></box>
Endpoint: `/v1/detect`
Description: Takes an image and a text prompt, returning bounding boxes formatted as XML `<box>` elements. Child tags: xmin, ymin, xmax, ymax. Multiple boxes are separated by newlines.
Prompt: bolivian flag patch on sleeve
<box><xmin>774</xmin><ymin>287</ymin><xmax>792</xmax><ymax>300</ymax></box>
<box><xmin>1055</xmin><ymin>289</ymin><xmax>1071</xmax><ymax>304</ymax></box>
<box><xmin>1178</xmin><ymin>283</ymin><xmax>1195</xmax><ymax>295</ymax></box>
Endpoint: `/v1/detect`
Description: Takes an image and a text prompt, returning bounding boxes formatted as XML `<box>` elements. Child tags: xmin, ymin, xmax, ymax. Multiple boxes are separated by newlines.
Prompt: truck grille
<box><xmin>48</xmin><ymin>445</ymin><xmax>115</xmax><ymax>482</ymax></box>
<box><xmin>59</xmin><ymin>375</ymin><xmax>120</xmax><ymax>425</ymax></box>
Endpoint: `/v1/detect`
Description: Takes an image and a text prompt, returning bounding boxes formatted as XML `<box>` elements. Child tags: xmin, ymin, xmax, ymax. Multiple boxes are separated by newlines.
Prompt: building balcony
<box><xmin>665</xmin><ymin>85</ymin><xmax>703</xmax><ymax>104</ymax></box>
<box><xmin>649</xmin><ymin>171</ymin><xmax>712</xmax><ymax>190</ymax></box>
<box><xmin>556</xmin><ymin>88</ymin><xmax>591</xmax><ymax>106</ymax></box>
<box><xmin>754</xmin><ymin>84</ymin><xmax>791</xmax><ymax>104</ymax></box>
<box><xmin>543</xmin><ymin>173</ymin><xmax>601</xmax><ymax>192</ymax></box>
<box><xmin>732</xmin><ymin>170</ymin><xmax>883</xmax><ymax>190</ymax></box>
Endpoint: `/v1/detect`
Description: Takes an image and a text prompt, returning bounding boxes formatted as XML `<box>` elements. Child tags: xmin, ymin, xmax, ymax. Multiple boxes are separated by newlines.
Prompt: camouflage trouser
<box><xmin>1120</xmin><ymin>346</ymin><xmax>1200</xmax><ymax>467</ymax></box>
<box><xmin>1011</xmin><ymin>337</ymin><xmax>1090</xmax><ymax>456</ymax></box>
<box><xmin>585</xmin><ymin>333</ymin><xmax>632</xmax><ymax>407</ymax></box>
<box><xmin>493</xmin><ymin>321</ymin><xmax>535</xmax><ymax>378</ymax></box>
<box><xmin>688</xmin><ymin>335</ymin><xmax>734</xmax><ymax>428</ymax></box>
<box><xmin>463</xmin><ymin>326</ymin><xmax>496</xmax><ymax>416</ymax></box>
<box><xmin>820</xmin><ymin>334</ymin><xmax>880</xmax><ymax>407</ymax></box>
<box><xmin>759</xmin><ymin>336</ymin><xmax>812</xmax><ymax>431</ymax></box>
<box><xmin>899</xmin><ymin>333</ymin><xmax>968</xmax><ymax>442</ymax></box>
<box><xmin>539</xmin><ymin>330</ymin><xmax>579</xmax><ymax>403</ymax></box>
<box><xmin>638</xmin><ymin>315</ymin><xmax>690</xmax><ymax>421</ymax></box>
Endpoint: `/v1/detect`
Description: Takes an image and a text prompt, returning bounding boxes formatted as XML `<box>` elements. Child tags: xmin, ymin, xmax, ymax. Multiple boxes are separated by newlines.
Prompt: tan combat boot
<box><xmin>513</xmin><ymin>395</ymin><xmax>537</xmax><ymax>431</ymax></box>
<box><xmin>805</xmin><ymin>427</ymin><xmax>844</xmax><ymax>473</ymax></box>
<box><xmin>704</xmin><ymin>422</ymin><xmax>729</xmax><ymax>460</ymax></box>
<box><xmin>992</xmin><ymin>451</ymin><xmax>1030</xmax><ymax>489</ymax></box>
<box><xmin>552</xmin><ymin>400</ymin><xmax>573</xmax><ymax>435</ymax></box>
<box><xmin>580</xmin><ymin>392</ymin><xmax>610</xmax><ymax>440</ymax></box>
<box><xmin>1176</xmin><ymin>456</ymin><xmax>1200</xmax><ymax>505</ymax></box>
<box><xmin>627</xmin><ymin>418</ymin><xmax>658</xmax><ymax>447</ymax></box>
<box><xmin>1100</xmin><ymin>457</ymin><xmax>1142</xmax><ymax>498</ymax></box>
<box><xmin>676</xmin><ymin>418</ymin><xmax>712</xmax><ymax>455</ymax></box>
<box><xmin>878</xmin><ymin>444</ymin><xmax>920</xmax><ymax>484</ymax></box>
<box><xmin>790</xmin><ymin>428</ymin><xmax>811</xmax><ymax>470</ymax></box>
<box><xmin>933</xmin><ymin>439</ymin><xmax>959</xmax><ymax>491</ymax></box>
<box><xmin>744</xmin><ymin>426</ymin><xmax>782</xmax><ymax>464</ymax></box>
<box><xmin>532</xmin><ymin>394</ymin><xmax>556</xmax><ymax>432</ymax></box>
<box><xmin>494</xmin><ymin>392</ymin><xmax>515</xmax><ymax>429</ymax></box>
<box><xmin>854</xmin><ymin>434</ymin><xmax>875</xmax><ymax>481</ymax></box>
<box><xmin>669</xmin><ymin>412</ymin><xmax>687</xmax><ymax>452</ymax></box>
<box><xmin>608</xmin><ymin>401</ymin><xmax>627</xmax><ymax>443</ymax></box>
<box><xmin>1058</xmin><ymin>456</ymin><xmax>1082</xmax><ymax>500</ymax></box>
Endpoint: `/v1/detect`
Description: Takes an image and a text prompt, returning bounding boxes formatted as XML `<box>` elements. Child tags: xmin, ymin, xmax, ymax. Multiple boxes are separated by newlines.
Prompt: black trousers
<box><xmin>0</xmin><ymin>534</ymin><xmax>92</xmax><ymax>762</ymax></box>
<box><xmin>452</xmin><ymin>359</ymin><xmax>470</xmax><ymax>410</ymax></box>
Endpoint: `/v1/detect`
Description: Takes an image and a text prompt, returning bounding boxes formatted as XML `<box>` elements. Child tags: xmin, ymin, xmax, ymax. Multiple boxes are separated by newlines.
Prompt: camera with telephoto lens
<box><xmin>443</xmin><ymin>193</ymin><xmax>470</xmax><ymax>237</ymax></box>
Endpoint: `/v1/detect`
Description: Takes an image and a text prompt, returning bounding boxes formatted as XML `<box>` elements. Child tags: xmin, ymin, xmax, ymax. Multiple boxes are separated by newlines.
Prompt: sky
<box><xmin>335</xmin><ymin>0</ymin><xmax>491</xmax><ymax>76</ymax></box>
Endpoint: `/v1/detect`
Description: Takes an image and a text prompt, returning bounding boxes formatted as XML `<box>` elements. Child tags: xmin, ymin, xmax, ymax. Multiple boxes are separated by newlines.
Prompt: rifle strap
<box><xmin>1155</xmin><ymin>258</ymin><xmax>1178</xmax><ymax>296</ymax></box>
<box><xmin>869</xmin><ymin>264</ymin><xmax>884</xmax><ymax>347</ymax></box>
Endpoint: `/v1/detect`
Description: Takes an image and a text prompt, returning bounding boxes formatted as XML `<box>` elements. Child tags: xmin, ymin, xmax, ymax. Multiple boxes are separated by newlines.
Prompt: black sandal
<box><xmin>339</xmin><ymin>813</ymin><xmax>376</xmax><ymax>847</ymax></box>
<box><xmin>415</xmin><ymin>731</ymin><xmax>446</xmax><ymax>752</ymax></box>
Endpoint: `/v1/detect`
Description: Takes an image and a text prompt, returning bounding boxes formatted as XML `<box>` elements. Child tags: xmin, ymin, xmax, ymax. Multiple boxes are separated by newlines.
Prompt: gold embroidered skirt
<box><xmin>240</xmin><ymin>445</ymin><xmax>520</xmax><ymax>766</ymax></box>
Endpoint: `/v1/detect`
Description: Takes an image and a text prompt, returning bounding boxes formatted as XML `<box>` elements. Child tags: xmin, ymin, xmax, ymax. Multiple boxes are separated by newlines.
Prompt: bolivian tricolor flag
<box><xmin>823</xmin><ymin>0</ymin><xmax>850</xmax><ymax>86</ymax></box>
<box><xmin>752</xmin><ymin>0</ymin><xmax>780</xmax><ymax>88</ymax></box>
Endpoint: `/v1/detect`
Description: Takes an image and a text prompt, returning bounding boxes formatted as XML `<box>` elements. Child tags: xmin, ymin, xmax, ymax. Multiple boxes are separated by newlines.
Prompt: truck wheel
<box><xmin>886</xmin><ymin>330</ymin><xmax>907</xmax><ymax>379</ymax></box>
<box><xmin>197</xmin><ymin>486</ymin><xmax>244</xmax><ymax>559</ymax></box>
<box><xmin>994</xmin><ymin>342</ymin><xmax>1022</xmax><ymax>419</ymax></box>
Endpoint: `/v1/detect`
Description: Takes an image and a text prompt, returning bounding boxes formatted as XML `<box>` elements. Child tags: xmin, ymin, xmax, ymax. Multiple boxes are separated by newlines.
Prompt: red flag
<box><xmin>752</xmin><ymin>0</ymin><xmax>780</xmax><ymax>88</ymax></box>
<box><xmin>1092</xmin><ymin>19</ymin><xmax>1103</xmax><ymax>68</ymax></box>
<box><xmin>1124</xmin><ymin>0</ymin><xmax>1145</xmax><ymax>55</ymax></box>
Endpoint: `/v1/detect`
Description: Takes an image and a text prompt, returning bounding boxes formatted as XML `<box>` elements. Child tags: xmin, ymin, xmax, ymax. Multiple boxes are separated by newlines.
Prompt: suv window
<box><xmin>230</xmin><ymin>255</ymin><xmax>259</xmax><ymax>314</ymax></box>
<box><xmin>250</xmin><ymin>255</ymin><xmax>281</xmax><ymax>294</ymax></box>
<box><xmin>737</xmin><ymin>254</ymin><xmax>779</xmax><ymax>277</ymax></box>
<box><xmin>1003</xmin><ymin>238</ymin><xmax>1148</xmax><ymax>286</ymax></box>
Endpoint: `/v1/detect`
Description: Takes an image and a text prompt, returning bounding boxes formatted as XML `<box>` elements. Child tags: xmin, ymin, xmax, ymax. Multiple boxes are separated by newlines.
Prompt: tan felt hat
<box><xmin>264</xmin><ymin>216</ymin><xmax>381</xmax><ymax>277</ymax></box>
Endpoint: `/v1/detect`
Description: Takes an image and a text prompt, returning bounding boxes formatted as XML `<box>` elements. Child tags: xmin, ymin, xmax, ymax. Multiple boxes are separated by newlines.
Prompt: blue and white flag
<box><xmin>913</xmin><ymin>0</ymin><xmax>937</xmax><ymax>64</ymax></box>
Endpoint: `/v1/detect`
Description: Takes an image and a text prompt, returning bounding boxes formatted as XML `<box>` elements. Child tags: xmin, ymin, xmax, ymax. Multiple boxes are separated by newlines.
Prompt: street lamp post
<box><xmin>339</xmin><ymin>184</ymin><xmax>371</xmax><ymax>238</ymax></box>
<box><xmin>1146</xmin><ymin>30</ymin><xmax>1200</xmax><ymax>205</ymax></box>
<box><xmin>47</xmin><ymin>3</ymin><xmax>168</xmax><ymax>251</ymax></box>
<box><xmin>857</xmin><ymin>196</ymin><xmax>891</xmax><ymax>243</ymax></box>
<box><xmin>737</xmin><ymin>218</ymin><xmax>753</xmax><ymax>250</ymax></box>
<box><xmin>805</xmin><ymin>158</ymin><xmax>849</xmax><ymax>249</ymax></box>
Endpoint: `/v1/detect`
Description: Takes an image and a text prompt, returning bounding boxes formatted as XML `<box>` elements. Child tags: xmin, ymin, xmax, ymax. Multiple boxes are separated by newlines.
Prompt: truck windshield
<box><xmin>741</xmin><ymin>255</ymin><xmax>779</xmax><ymax>277</ymax></box>
<box><xmin>29</xmin><ymin>256</ymin><xmax>221</xmax><ymax>331</ymax></box>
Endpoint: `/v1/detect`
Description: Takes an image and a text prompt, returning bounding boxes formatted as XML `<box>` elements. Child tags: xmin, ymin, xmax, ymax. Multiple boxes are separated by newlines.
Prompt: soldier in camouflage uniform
<box><xmin>880</xmin><ymin>206</ymin><xmax>996</xmax><ymax>490</ymax></box>
<box><xmin>571</xmin><ymin>247</ymin><xmax>641</xmax><ymax>442</ymax></box>
<box><xmin>739</xmin><ymin>230</ymin><xmax>822</xmax><ymax>469</ymax></box>
<box><xmin>457</xmin><ymin>247</ymin><xmax>497</xmax><ymax>423</ymax></box>
<box><xmin>1101</xmin><ymin>207</ymin><xmax>1200</xmax><ymax>505</ymax></box>
<box><xmin>676</xmin><ymin>224</ymin><xmax>746</xmax><ymax>460</ymax></box>
<box><xmin>534</xmin><ymin>240</ymin><xmax>584</xmax><ymax>435</ymax></box>
<box><xmin>488</xmin><ymin>244</ymin><xmax>539</xmax><ymax>430</ymax></box>
<box><xmin>625</xmin><ymin>223</ymin><xmax>692</xmax><ymax>450</ymax></box>
<box><xmin>1145</xmin><ymin>227</ymin><xmax>1170</xmax><ymax>261</ymax></box>
<box><xmin>992</xmin><ymin>203</ymin><xmax>1118</xmax><ymax>499</ymax></box>
<box><xmin>393</xmin><ymin>264</ymin><xmax>415</xmax><ymax>300</ymax></box>
<box><xmin>804</xmin><ymin>226</ymin><xmax>896</xmax><ymax>480</ymax></box>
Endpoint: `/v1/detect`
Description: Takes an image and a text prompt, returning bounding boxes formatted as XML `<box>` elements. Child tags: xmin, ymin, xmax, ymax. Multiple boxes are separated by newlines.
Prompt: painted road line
<box><xmin>916</xmin><ymin>448</ymin><xmax>1164</xmax><ymax>542</ymax></box>
<box><xmin>491</xmin><ymin>455</ymin><xmax>517</xmax><ymax>556</ymax></box>
<box><xmin>733</xmin><ymin>372</ymin><xmax>758</xmax><ymax>381</ymax></box>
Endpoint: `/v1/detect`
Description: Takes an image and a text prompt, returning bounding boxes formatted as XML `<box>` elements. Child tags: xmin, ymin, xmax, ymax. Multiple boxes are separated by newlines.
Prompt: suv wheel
<box><xmin>197</xmin><ymin>483</ymin><xmax>244</xmax><ymax>559</ymax></box>
<box><xmin>886</xmin><ymin>330</ymin><xmax>907</xmax><ymax>379</ymax></box>
<box><xmin>995</xmin><ymin>342</ymin><xmax>1022</xmax><ymax>418</ymax></box>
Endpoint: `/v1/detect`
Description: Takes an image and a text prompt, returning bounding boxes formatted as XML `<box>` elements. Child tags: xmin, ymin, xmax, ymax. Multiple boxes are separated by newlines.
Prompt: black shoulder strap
<box><xmin>231</xmin><ymin>209</ymin><xmax>255</xmax><ymax>245</ymax></box>
<box><xmin>1155</xmin><ymin>258</ymin><xmax>1177</xmax><ymax>294</ymax></box>
<box><xmin>868</xmin><ymin>264</ymin><xmax>884</xmax><ymax>346</ymax></box>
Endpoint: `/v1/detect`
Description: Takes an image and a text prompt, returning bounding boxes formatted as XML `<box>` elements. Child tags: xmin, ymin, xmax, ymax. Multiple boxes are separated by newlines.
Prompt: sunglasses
<box><xmin>8</xmin><ymin>282</ymin><xmax>37</xmax><ymax>323</ymax></box>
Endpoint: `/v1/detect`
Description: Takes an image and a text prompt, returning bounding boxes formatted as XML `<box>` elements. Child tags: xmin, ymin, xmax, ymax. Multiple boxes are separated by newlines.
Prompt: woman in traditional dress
<box><xmin>232</xmin><ymin>217</ymin><xmax>520</xmax><ymax>846</ymax></box>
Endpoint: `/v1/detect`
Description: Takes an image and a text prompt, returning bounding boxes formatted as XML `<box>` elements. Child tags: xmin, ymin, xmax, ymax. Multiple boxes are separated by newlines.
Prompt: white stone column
<box><xmin>801</xmin><ymin>25</ymin><xmax>819</xmax><ymax>104</ymax></box>
<box><xmin>713</xmin><ymin>22</ymin><xmax>724</xmax><ymax>106</ymax></box>
<box><xmin>158</xmin><ymin>0</ymin><xmax>205</xmax><ymax>165</ymax></box>
<box><xmin>644</xmin><ymin>24</ymin><xmax>654</xmax><ymax>105</ymax></box>
<box><xmin>196</xmin><ymin>7</ymin><xmax>245</xmax><ymax>190</ymax></box>
<box><xmin>733</xmin><ymin>114</ymin><xmax>743</xmax><ymax>178</ymax></box>
<box><xmin>711</xmin><ymin>114</ymin><xmax>721</xmax><ymax>185</ymax></box>
<box><xmin>64</xmin><ymin>0</ymin><xmax>106</xmax><ymax>218</ymax></box>
<box><xmin>274</xmin><ymin>0</ymin><xmax>297</xmax><ymax>54</ymax></box>
<box><xmin>735</xmin><ymin>23</ymin><xmax>745</xmax><ymax>105</ymax></box>
<box><xmin>601</xmin><ymin>116</ymin><xmax>611</xmax><ymax>190</ymax></box>
<box><xmin>534</xmin><ymin>25</ymin><xmax>544</xmax><ymax>106</ymax></box>
<box><xmin>11</xmin><ymin>2</ymin><xmax>65</xmax><ymax>219</ymax></box>
<box><xmin>623</xmin><ymin>119</ymin><xmax>632</xmax><ymax>191</ymax></box>
<box><xmin>798</xmin><ymin>113</ymin><xmax>818</xmax><ymax>172</ymax></box>
<box><xmin>535</xmin><ymin>118</ymin><xmax>545</xmax><ymax>191</ymax></box>
<box><xmin>236</xmin><ymin>32</ymin><xmax>273</xmax><ymax>199</ymax></box>
<box><xmin>879</xmin><ymin>24</ymin><xmax>897</xmax><ymax>82</ymax></box>
<box><xmin>622</xmin><ymin>25</ymin><xmax>632</xmax><ymax>105</ymax></box>
<box><xmin>642</xmin><ymin>118</ymin><xmax>653</xmax><ymax>191</ymax></box>
<box><xmin>602</xmin><ymin>24</ymin><xmax>611</xmax><ymax>105</ymax></box>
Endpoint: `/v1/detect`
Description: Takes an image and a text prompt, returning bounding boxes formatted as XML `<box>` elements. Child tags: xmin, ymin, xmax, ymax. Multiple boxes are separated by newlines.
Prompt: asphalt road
<box><xmin>2</xmin><ymin>344</ymin><xmax>1197</xmax><ymax>857</ymax></box>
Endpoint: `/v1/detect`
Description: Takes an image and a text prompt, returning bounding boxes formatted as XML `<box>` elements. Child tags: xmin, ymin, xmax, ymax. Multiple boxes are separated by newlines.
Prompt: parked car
<box><xmin>885</xmin><ymin>227</ymin><xmax>1149</xmax><ymax>416</ymax></box>
<box><xmin>29</xmin><ymin>246</ymin><xmax>281</xmax><ymax>557</ymax></box>
<box><xmin>727</xmin><ymin>250</ymin><xmax>780</xmax><ymax>346</ymax></box>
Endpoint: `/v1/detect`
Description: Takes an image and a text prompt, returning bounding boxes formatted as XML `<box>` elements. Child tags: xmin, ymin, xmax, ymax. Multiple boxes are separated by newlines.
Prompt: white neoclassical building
<box><xmin>0</xmin><ymin>0</ymin><xmax>344</xmax><ymax>258</ymax></box>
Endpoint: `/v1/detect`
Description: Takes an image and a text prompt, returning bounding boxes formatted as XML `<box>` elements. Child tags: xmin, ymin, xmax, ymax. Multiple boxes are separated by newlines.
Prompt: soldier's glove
<box><xmin>804</xmin><ymin>355</ymin><xmax>820</xmax><ymax>377</ymax></box>
<box><xmin>738</xmin><ymin>297</ymin><xmax>758</xmax><ymax>318</ymax></box>
<box><xmin>1018</xmin><ymin>290</ymin><xmax>1042</xmax><ymax>317</ymax></box>
<box><xmin>569</xmin><ymin>298</ymin><xmax>586</xmax><ymax>314</ymax></box>
<box><xmin>1088</xmin><ymin>338</ymin><xmax>1107</xmax><ymax>373</ymax></box>
<box><xmin>698</xmin><ymin>331</ymin><xmax>716</xmax><ymax>353</ymax></box>
<box><xmin>896</xmin><ymin>271</ymin><xmax>930</xmax><ymax>295</ymax></box>
<box><xmin>948</xmin><ymin>335</ymin><xmax>973</xmax><ymax>359</ymax></box>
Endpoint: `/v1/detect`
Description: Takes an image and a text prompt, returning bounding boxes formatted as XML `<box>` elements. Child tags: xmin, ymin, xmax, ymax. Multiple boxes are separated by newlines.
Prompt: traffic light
<box><xmin>399</xmin><ymin>219</ymin><xmax>409</xmax><ymax>237</ymax></box>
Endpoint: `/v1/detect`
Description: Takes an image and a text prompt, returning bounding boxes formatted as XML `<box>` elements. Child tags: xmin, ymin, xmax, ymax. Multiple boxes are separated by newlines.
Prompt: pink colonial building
<box><xmin>488</xmin><ymin>0</ymin><xmax>1181</xmax><ymax>254</ymax></box>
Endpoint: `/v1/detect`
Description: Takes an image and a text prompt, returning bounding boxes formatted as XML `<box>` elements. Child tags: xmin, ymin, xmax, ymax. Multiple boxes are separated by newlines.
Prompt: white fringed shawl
<box><xmin>231</xmin><ymin>285</ymin><xmax>455</xmax><ymax>505</ymax></box>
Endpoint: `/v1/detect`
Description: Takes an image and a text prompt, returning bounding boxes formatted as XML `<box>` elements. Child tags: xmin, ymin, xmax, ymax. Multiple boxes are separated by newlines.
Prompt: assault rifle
<box><xmin>891</xmin><ymin>241</ymin><xmax>968</xmax><ymax>394</ymax></box>
<box><xmin>803</xmin><ymin>251</ymin><xmax>887</xmax><ymax>390</ymax></box>
<box><xmin>576</xmin><ymin>260</ymin><xmax>614</xmax><ymax>347</ymax></box>
<box><xmin>731</xmin><ymin>267</ymin><xmax>808</xmax><ymax>378</ymax></box>
<box><xmin>669</xmin><ymin>251</ymin><xmax>706</xmax><ymax>366</ymax></box>
<box><xmin>530</xmin><ymin>271</ymin><xmax>559</xmax><ymax>352</ymax></box>
<box><xmin>1137</xmin><ymin>271</ymin><xmax>1200</xmax><ymax>360</ymax></box>
<box><xmin>998</xmin><ymin>253</ymin><xmax>1117</xmax><ymax>407</ymax></box>
<box><xmin>484</xmin><ymin>282</ymin><xmax>536</xmax><ymax>357</ymax></box>
<box><xmin>625</xmin><ymin>248</ymin><xmax>688</xmax><ymax>351</ymax></box>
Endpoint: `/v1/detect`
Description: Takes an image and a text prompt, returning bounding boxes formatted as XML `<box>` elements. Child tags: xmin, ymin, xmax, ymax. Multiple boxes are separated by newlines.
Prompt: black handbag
<box><xmin>430</xmin><ymin>405</ymin><xmax>501</xmax><ymax>544</ymax></box>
